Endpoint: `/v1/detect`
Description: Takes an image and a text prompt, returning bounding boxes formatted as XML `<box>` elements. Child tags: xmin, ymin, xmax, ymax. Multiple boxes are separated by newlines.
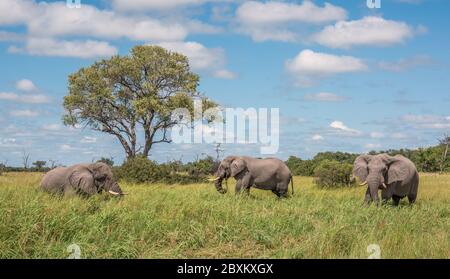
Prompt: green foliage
<box><xmin>313</xmin><ymin>160</ymin><xmax>354</xmax><ymax>188</ymax></box>
<box><xmin>63</xmin><ymin>45</ymin><xmax>217</xmax><ymax>158</ymax></box>
<box><xmin>114</xmin><ymin>156</ymin><xmax>170</xmax><ymax>184</ymax></box>
<box><xmin>32</xmin><ymin>161</ymin><xmax>47</xmax><ymax>171</ymax></box>
<box><xmin>97</xmin><ymin>157</ymin><xmax>114</xmax><ymax>167</ymax></box>
<box><xmin>285</xmin><ymin>156</ymin><xmax>315</xmax><ymax>176</ymax></box>
<box><xmin>184</xmin><ymin>156</ymin><xmax>219</xmax><ymax>177</ymax></box>
<box><xmin>114</xmin><ymin>156</ymin><xmax>207</xmax><ymax>184</ymax></box>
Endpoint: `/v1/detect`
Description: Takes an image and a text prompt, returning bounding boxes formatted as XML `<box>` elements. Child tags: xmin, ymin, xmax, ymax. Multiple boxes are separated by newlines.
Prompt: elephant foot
<box><xmin>392</xmin><ymin>195</ymin><xmax>401</xmax><ymax>206</ymax></box>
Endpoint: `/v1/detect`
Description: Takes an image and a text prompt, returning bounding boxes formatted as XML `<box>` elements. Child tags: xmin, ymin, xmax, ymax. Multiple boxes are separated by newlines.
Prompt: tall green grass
<box><xmin>0</xmin><ymin>172</ymin><xmax>448</xmax><ymax>258</ymax></box>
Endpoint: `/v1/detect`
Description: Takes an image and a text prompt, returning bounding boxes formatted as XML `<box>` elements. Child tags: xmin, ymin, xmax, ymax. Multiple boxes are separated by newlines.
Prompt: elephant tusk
<box><xmin>108</xmin><ymin>190</ymin><xmax>121</xmax><ymax>196</ymax></box>
<box><xmin>359</xmin><ymin>180</ymin><xmax>368</xmax><ymax>186</ymax></box>
<box><xmin>382</xmin><ymin>183</ymin><xmax>387</xmax><ymax>189</ymax></box>
<box><xmin>208</xmin><ymin>177</ymin><xmax>221</xmax><ymax>182</ymax></box>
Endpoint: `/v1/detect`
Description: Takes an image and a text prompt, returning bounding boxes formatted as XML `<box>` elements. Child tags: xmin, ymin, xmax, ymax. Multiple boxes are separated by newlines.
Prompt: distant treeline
<box><xmin>1</xmin><ymin>143</ymin><xmax>448</xmax><ymax>179</ymax></box>
<box><xmin>286</xmin><ymin>144</ymin><xmax>450</xmax><ymax>177</ymax></box>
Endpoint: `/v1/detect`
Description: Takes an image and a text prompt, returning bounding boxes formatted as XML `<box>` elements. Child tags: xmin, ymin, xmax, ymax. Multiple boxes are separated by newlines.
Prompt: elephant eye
<box><xmin>96</xmin><ymin>176</ymin><xmax>106</xmax><ymax>182</ymax></box>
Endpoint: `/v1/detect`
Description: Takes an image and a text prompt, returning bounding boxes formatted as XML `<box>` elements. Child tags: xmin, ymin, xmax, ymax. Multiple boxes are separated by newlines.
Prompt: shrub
<box><xmin>114</xmin><ymin>156</ymin><xmax>208</xmax><ymax>184</ymax></box>
<box><xmin>184</xmin><ymin>156</ymin><xmax>218</xmax><ymax>177</ymax></box>
<box><xmin>313</xmin><ymin>160</ymin><xmax>354</xmax><ymax>188</ymax></box>
<box><xmin>114</xmin><ymin>156</ymin><xmax>170</xmax><ymax>183</ymax></box>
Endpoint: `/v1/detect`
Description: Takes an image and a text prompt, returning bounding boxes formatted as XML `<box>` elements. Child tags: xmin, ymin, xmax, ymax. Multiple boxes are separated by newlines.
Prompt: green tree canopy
<box><xmin>64</xmin><ymin>45</ymin><xmax>216</xmax><ymax>158</ymax></box>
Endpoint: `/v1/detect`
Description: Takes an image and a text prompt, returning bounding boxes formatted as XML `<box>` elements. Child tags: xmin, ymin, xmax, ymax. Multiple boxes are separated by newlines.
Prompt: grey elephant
<box><xmin>211</xmin><ymin>156</ymin><xmax>294</xmax><ymax>198</ymax></box>
<box><xmin>353</xmin><ymin>154</ymin><xmax>419</xmax><ymax>206</ymax></box>
<box><xmin>40</xmin><ymin>162</ymin><xmax>124</xmax><ymax>197</ymax></box>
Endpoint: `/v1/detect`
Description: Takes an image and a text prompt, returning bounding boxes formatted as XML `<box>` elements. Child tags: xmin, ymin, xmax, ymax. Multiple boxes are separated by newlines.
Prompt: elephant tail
<box><xmin>290</xmin><ymin>175</ymin><xmax>294</xmax><ymax>196</ymax></box>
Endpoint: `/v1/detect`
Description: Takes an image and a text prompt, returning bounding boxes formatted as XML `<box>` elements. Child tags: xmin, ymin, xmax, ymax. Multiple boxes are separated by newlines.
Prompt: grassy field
<box><xmin>0</xmin><ymin>172</ymin><xmax>449</xmax><ymax>259</ymax></box>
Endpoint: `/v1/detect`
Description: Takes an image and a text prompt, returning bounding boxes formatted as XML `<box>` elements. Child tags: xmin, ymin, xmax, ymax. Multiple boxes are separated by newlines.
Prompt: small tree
<box><xmin>63</xmin><ymin>45</ymin><xmax>217</xmax><ymax>159</ymax></box>
<box><xmin>313</xmin><ymin>160</ymin><xmax>354</xmax><ymax>188</ymax></box>
<box><xmin>32</xmin><ymin>161</ymin><xmax>47</xmax><ymax>171</ymax></box>
<box><xmin>22</xmin><ymin>150</ymin><xmax>30</xmax><ymax>170</ymax></box>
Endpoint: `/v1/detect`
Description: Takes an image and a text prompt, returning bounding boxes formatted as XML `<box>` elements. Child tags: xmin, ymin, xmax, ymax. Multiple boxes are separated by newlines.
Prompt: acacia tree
<box><xmin>64</xmin><ymin>46</ymin><xmax>216</xmax><ymax>159</ymax></box>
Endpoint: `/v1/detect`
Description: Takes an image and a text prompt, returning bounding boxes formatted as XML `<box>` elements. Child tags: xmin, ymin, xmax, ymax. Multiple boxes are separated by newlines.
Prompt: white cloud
<box><xmin>0</xmin><ymin>92</ymin><xmax>18</xmax><ymax>101</ymax></box>
<box><xmin>303</xmin><ymin>92</ymin><xmax>347</xmax><ymax>102</ymax></box>
<box><xmin>330</xmin><ymin>121</ymin><xmax>361</xmax><ymax>135</ymax></box>
<box><xmin>370</xmin><ymin>132</ymin><xmax>385</xmax><ymax>139</ymax></box>
<box><xmin>43</xmin><ymin>124</ymin><xmax>62</xmax><ymax>131</ymax></box>
<box><xmin>0</xmin><ymin>92</ymin><xmax>50</xmax><ymax>104</ymax></box>
<box><xmin>312</xmin><ymin>134</ymin><xmax>324</xmax><ymax>141</ymax></box>
<box><xmin>213</xmin><ymin>69</ymin><xmax>237</xmax><ymax>79</ymax></box>
<box><xmin>16</xmin><ymin>79</ymin><xmax>37</xmax><ymax>92</ymax></box>
<box><xmin>0</xmin><ymin>30</ymin><xmax>24</xmax><ymax>42</ymax></box>
<box><xmin>313</xmin><ymin>16</ymin><xmax>417</xmax><ymax>49</ymax></box>
<box><xmin>111</xmin><ymin>0</ymin><xmax>208</xmax><ymax>11</ymax></box>
<box><xmin>402</xmin><ymin>114</ymin><xmax>450</xmax><ymax>129</ymax></box>
<box><xmin>10</xmin><ymin>110</ymin><xmax>39</xmax><ymax>117</ymax></box>
<box><xmin>155</xmin><ymin>41</ymin><xmax>235</xmax><ymax>79</ymax></box>
<box><xmin>364</xmin><ymin>143</ymin><xmax>381</xmax><ymax>149</ymax></box>
<box><xmin>378</xmin><ymin>55</ymin><xmax>432</xmax><ymax>72</ymax></box>
<box><xmin>60</xmin><ymin>144</ymin><xmax>74</xmax><ymax>152</ymax></box>
<box><xmin>9</xmin><ymin>38</ymin><xmax>118</xmax><ymax>59</ymax></box>
<box><xmin>285</xmin><ymin>49</ymin><xmax>367</xmax><ymax>86</ymax></box>
<box><xmin>236</xmin><ymin>1</ymin><xmax>347</xmax><ymax>42</ymax></box>
<box><xmin>81</xmin><ymin>136</ymin><xmax>97</xmax><ymax>144</ymax></box>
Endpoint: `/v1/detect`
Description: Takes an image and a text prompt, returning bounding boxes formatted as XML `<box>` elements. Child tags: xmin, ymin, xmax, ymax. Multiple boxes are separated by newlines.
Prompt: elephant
<box><xmin>211</xmin><ymin>156</ymin><xmax>294</xmax><ymax>198</ymax></box>
<box><xmin>353</xmin><ymin>154</ymin><xmax>419</xmax><ymax>206</ymax></box>
<box><xmin>40</xmin><ymin>162</ymin><xmax>124</xmax><ymax>197</ymax></box>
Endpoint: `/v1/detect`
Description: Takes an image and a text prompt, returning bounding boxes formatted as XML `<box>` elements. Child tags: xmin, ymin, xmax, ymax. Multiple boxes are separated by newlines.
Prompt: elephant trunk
<box><xmin>214</xmin><ymin>177</ymin><xmax>228</xmax><ymax>194</ymax></box>
<box><xmin>213</xmin><ymin>170</ymin><xmax>228</xmax><ymax>194</ymax></box>
<box><xmin>367</xmin><ymin>175</ymin><xmax>381</xmax><ymax>205</ymax></box>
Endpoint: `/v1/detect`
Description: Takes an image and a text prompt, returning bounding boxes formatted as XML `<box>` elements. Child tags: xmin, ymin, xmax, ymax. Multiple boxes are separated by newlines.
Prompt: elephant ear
<box><xmin>230</xmin><ymin>158</ymin><xmax>247</xmax><ymax>177</ymax></box>
<box><xmin>353</xmin><ymin>155</ymin><xmax>371</xmax><ymax>182</ymax></box>
<box><xmin>69</xmin><ymin>171</ymin><xmax>96</xmax><ymax>195</ymax></box>
<box><xmin>387</xmin><ymin>156</ymin><xmax>410</xmax><ymax>184</ymax></box>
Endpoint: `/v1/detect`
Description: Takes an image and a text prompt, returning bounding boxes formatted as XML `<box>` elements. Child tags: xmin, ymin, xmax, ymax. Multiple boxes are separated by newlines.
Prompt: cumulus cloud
<box><xmin>312</xmin><ymin>134</ymin><xmax>324</xmax><ymax>141</ymax></box>
<box><xmin>0</xmin><ymin>92</ymin><xmax>50</xmax><ymax>104</ymax></box>
<box><xmin>10</xmin><ymin>110</ymin><xmax>39</xmax><ymax>117</ymax></box>
<box><xmin>111</xmin><ymin>0</ymin><xmax>208</xmax><ymax>11</ymax></box>
<box><xmin>312</xmin><ymin>16</ymin><xmax>418</xmax><ymax>49</ymax></box>
<box><xmin>81</xmin><ymin>136</ymin><xmax>97</xmax><ymax>144</ymax></box>
<box><xmin>9</xmin><ymin>38</ymin><xmax>118</xmax><ymax>59</ymax></box>
<box><xmin>285</xmin><ymin>49</ymin><xmax>368</xmax><ymax>86</ymax></box>
<box><xmin>236</xmin><ymin>1</ymin><xmax>347</xmax><ymax>42</ymax></box>
<box><xmin>155</xmin><ymin>41</ymin><xmax>235</xmax><ymax>79</ymax></box>
<box><xmin>16</xmin><ymin>79</ymin><xmax>37</xmax><ymax>92</ymax></box>
<box><xmin>303</xmin><ymin>92</ymin><xmax>348</xmax><ymax>102</ymax></box>
<box><xmin>330</xmin><ymin>121</ymin><xmax>361</xmax><ymax>135</ymax></box>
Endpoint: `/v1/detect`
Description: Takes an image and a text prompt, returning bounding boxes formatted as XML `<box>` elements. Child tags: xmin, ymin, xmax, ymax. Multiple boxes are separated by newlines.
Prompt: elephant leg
<box><xmin>271</xmin><ymin>190</ymin><xmax>281</xmax><ymax>197</ymax></box>
<box><xmin>235</xmin><ymin>180</ymin><xmax>242</xmax><ymax>195</ymax></box>
<box><xmin>408</xmin><ymin>175</ymin><xmax>419</xmax><ymax>204</ymax></box>
<box><xmin>238</xmin><ymin>173</ymin><xmax>252</xmax><ymax>195</ymax></box>
<box><xmin>277</xmin><ymin>183</ymin><xmax>289</xmax><ymax>198</ymax></box>
<box><xmin>392</xmin><ymin>195</ymin><xmax>401</xmax><ymax>206</ymax></box>
<box><xmin>407</xmin><ymin>194</ymin><xmax>416</xmax><ymax>204</ymax></box>
<box><xmin>363</xmin><ymin>187</ymin><xmax>372</xmax><ymax>205</ymax></box>
<box><xmin>381</xmin><ymin>188</ymin><xmax>392</xmax><ymax>205</ymax></box>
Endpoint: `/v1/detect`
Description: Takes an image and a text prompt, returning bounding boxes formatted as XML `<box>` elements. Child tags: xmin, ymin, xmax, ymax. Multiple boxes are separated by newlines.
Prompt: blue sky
<box><xmin>1</xmin><ymin>0</ymin><xmax>449</xmax><ymax>166</ymax></box>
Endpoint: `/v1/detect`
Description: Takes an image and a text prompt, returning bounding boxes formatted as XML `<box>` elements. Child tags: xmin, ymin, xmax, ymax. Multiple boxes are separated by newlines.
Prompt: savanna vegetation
<box><xmin>0</xmin><ymin>172</ymin><xmax>448</xmax><ymax>259</ymax></box>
